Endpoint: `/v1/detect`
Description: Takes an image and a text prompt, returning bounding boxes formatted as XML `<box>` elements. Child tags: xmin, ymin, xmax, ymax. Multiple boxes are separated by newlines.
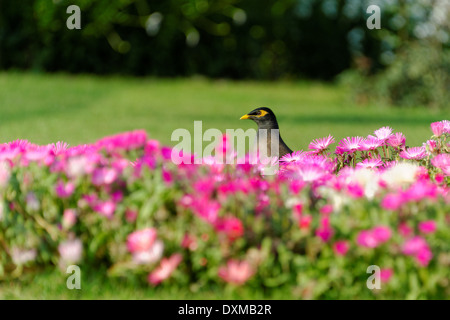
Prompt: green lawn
<box><xmin>0</xmin><ymin>269</ymin><xmax>293</xmax><ymax>300</ymax></box>
<box><xmin>0</xmin><ymin>72</ymin><xmax>447</xmax><ymax>151</ymax></box>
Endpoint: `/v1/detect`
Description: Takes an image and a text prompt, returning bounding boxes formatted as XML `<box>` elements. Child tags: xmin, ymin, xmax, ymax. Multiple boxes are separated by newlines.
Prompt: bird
<box><xmin>240</xmin><ymin>107</ymin><xmax>293</xmax><ymax>158</ymax></box>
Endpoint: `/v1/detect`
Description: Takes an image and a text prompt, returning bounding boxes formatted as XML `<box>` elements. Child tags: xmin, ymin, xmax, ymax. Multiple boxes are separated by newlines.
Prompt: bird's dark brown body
<box><xmin>240</xmin><ymin>107</ymin><xmax>293</xmax><ymax>158</ymax></box>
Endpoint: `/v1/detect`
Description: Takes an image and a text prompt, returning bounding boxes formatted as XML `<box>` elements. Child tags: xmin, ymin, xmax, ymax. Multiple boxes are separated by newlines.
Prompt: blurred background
<box><xmin>0</xmin><ymin>0</ymin><xmax>449</xmax><ymax>149</ymax></box>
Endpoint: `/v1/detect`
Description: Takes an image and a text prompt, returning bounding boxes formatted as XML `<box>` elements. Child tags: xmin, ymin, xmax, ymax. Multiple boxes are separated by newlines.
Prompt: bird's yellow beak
<box><xmin>240</xmin><ymin>114</ymin><xmax>250</xmax><ymax>120</ymax></box>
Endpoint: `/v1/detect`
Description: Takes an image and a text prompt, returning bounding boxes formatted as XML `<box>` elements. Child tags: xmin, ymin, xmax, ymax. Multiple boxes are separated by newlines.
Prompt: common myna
<box><xmin>240</xmin><ymin>107</ymin><xmax>293</xmax><ymax>158</ymax></box>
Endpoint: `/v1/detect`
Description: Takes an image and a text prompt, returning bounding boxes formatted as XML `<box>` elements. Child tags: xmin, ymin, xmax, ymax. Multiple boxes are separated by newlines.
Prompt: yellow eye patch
<box><xmin>256</xmin><ymin>110</ymin><xmax>268</xmax><ymax>117</ymax></box>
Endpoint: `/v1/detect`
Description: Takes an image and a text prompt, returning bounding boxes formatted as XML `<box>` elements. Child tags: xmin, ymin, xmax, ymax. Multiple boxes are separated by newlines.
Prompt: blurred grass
<box><xmin>0</xmin><ymin>72</ymin><xmax>447</xmax><ymax>151</ymax></box>
<box><xmin>0</xmin><ymin>268</ymin><xmax>293</xmax><ymax>300</ymax></box>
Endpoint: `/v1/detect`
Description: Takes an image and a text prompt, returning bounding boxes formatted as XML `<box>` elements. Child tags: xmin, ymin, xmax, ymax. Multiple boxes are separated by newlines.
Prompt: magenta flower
<box><xmin>308</xmin><ymin>135</ymin><xmax>335</xmax><ymax>153</ymax></box>
<box><xmin>346</xmin><ymin>182</ymin><xmax>364</xmax><ymax>198</ymax></box>
<box><xmin>374</xmin><ymin>126</ymin><xmax>393</xmax><ymax>141</ymax></box>
<box><xmin>55</xmin><ymin>181</ymin><xmax>75</xmax><ymax>198</ymax></box>
<box><xmin>320</xmin><ymin>204</ymin><xmax>333</xmax><ymax>215</ymax></box>
<box><xmin>372</xmin><ymin>226</ymin><xmax>391</xmax><ymax>243</ymax></box>
<box><xmin>398</xmin><ymin>222</ymin><xmax>413</xmax><ymax>238</ymax></box>
<box><xmin>280</xmin><ymin>151</ymin><xmax>305</xmax><ymax>163</ymax></box>
<box><xmin>218</xmin><ymin>259</ymin><xmax>255</xmax><ymax>286</ymax></box>
<box><xmin>92</xmin><ymin>167</ymin><xmax>118</xmax><ymax>186</ymax></box>
<box><xmin>381</xmin><ymin>193</ymin><xmax>405</xmax><ymax>211</ymax></box>
<box><xmin>297</xmin><ymin>214</ymin><xmax>311</xmax><ymax>230</ymax></box>
<box><xmin>387</xmin><ymin>132</ymin><xmax>406</xmax><ymax>148</ymax></box>
<box><xmin>333</xmin><ymin>240</ymin><xmax>349</xmax><ymax>256</ymax></box>
<box><xmin>148</xmin><ymin>253</ymin><xmax>183</xmax><ymax>285</ymax></box>
<box><xmin>94</xmin><ymin>200</ymin><xmax>116</xmax><ymax>219</ymax></box>
<box><xmin>424</xmin><ymin>140</ymin><xmax>437</xmax><ymax>153</ymax></box>
<box><xmin>416</xmin><ymin>247</ymin><xmax>433</xmax><ymax>267</ymax></box>
<box><xmin>316</xmin><ymin>217</ymin><xmax>334</xmax><ymax>242</ymax></box>
<box><xmin>356</xmin><ymin>157</ymin><xmax>383</xmax><ymax>169</ymax></box>
<box><xmin>430</xmin><ymin>121</ymin><xmax>446</xmax><ymax>137</ymax></box>
<box><xmin>431</xmin><ymin>154</ymin><xmax>450</xmax><ymax>171</ymax></box>
<box><xmin>399</xmin><ymin>146</ymin><xmax>427</xmax><ymax>160</ymax></box>
<box><xmin>402</xmin><ymin>236</ymin><xmax>428</xmax><ymax>255</ymax></box>
<box><xmin>360</xmin><ymin>136</ymin><xmax>384</xmax><ymax>151</ymax></box>
<box><xmin>418</xmin><ymin>220</ymin><xmax>437</xmax><ymax>234</ymax></box>
<box><xmin>357</xmin><ymin>230</ymin><xmax>379</xmax><ymax>248</ymax></box>
<box><xmin>127</xmin><ymin>228</ymin><xmax>158</xmax><ymax>253</ymax></box>
<box><xmin>215</xmin><ymin>216</ymin><xmax>244</xmax><ymax>241</ymax></box>
<box><xmin>380</xmin><ymin>268</ymin><xmax>393</xmax><ymax>283</ymax></box>
<box><xmin>356</xmin><ymin>226</ymin><xmax>391</xmax><ymax>248</ymax></box>
<box><xmin>336</xmin><ymin>136</ymin><xmax>364</xmax><ymax>154</ymax></box>
<box><xmin>96</xmin><ymin>130</ymin><xmax>148</xmax><ymax>151</ymax></box>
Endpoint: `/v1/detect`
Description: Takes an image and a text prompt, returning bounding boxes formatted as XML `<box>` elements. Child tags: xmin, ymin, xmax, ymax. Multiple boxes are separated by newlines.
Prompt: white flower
<box><xmin>382</xmin><ymin>162</ymin><xmax>420</xmax><ymax>187</ymax></box>
<box><xmin>132</xmin><ymin>240</ymin><xmax>164</xmax><ymax>265</ymax></box>
<box><xmin>350</xmin><ymin>168</ymin><xmax>380</xmax><ymax>200</ymax></box>
<box><xmin>11</xmin><ymin>247</ymin><xmax>37</xmax><ymax>265</ymax></box>
<box><xmin>58</xmin><ymin>239</ymin><xmax>83</xmax><ymax>264</ymax></box>
<box><xmin>0</xmin><ymin>161</ymin><xmax>10</xmax><ymax>189</ymax></box>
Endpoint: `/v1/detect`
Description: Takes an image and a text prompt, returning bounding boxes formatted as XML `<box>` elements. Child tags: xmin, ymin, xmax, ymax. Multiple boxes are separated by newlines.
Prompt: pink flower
<box><xmin>316</xmin><ymin>217</ymin><xmax>334</xmax><ymax>242</ymax></box>
<box><xmin>162</xmin><ymin>167</ymin><xmax>173</xmax><ymax>185</ymax></box>
<box><xmin>398</xmin><ymin>222</ymin><xmax>413</xmax><ymax>238</ymax></box>
<box><xmin>346</xmin><ymin>182</ymin><xmax>364</xmax><ymax>198</ymax></box>
<box><xmin>356</xmin><ymin>227</ymin><xmax>391</xmax><ymax>248</ymax></box>
<box><xmin>424</xmin><ymin>140</ymin><xmax>437</xmax><ymax>153</ymax></box>
<box><xmin>308</xmin><ymin>135</ymin><xmax>335</xmax><ymax>153</ymax></box>
<box><xmin>127</xmin><ymin>228</ymin><xmax>157</xmax><ymax>253</ymax></box>
<box><xmin>215</xmin><ymin>217</ymin><xmax>244</xmax><ymax>241</ymax></box>
<box><xmin>55</xmin><ymin>181</ymin><xmax>75</xmax><ymax>198</ymax></box>
<box><xmin>387</xmin><ymin>132</ymin><xmax>406</xmax><ymax>148</ymax></box>
<box><xmin>132</xmin><ymin>240</ymin><xmax>164</xmax><ymax>265</ymax></box>
<box><xmin>58</xmin><ymin>238</ymin><xmax>83</xmax><ymax>264</ymax></box>
<box><xmin>95</xmin><ymin>130</ymin><xmax>148</xmax><ymax>151</ymax></box>
<box><xmin>418</xmin><ymin>220</ymin><xmax>437</xmax><ymax>234</ymax></box>
<box><xmin>357</xmin><ymin>230</ymin><xmax>378</xmax><ymax>248</ymax></box>
<box><xmin>298</xmin><ymin>214</ymin><xmax>312</xmax><ymax>230</ymax></box>
<box><xmin>400</xmin><ymin>147</ymin><xmax>427</xmax><ymax>160</ymax></box>
<box><xmin>380</xmin><ymin>268</ymin><xmax>393</xmax><ymax>283</ymax></box>
<box><xmin>148</xmin><ymin>253</ymin><xmax>183</xmax><ymax>285</ymax></box>
<box><xmin>218</xmin><ymin>259</ymin><xmax>255</xmax><ymax>285</ymax></box>
<box><xmin>360</xmin><ymin>136</ymin><xmax>384</xmax><ymax>151</ymax></box>
<box><xmin>402</xmin><ymin>236</ymin><xmax>428</xmax><ymax>255</ymax></box>
<box><xmin>94</xmin><ymin>200</ymin><xmax>116</xmax><ymax>219</ymax></box>
<box><xmin>333</xmin><ymin>240</ymin><xmax>349</xmax><ymax>256</ymax></box>
<box><xmin>381</xmin><ymin>193</ymin><xmax>404</xmax><ymax>211</ymax></box>
<box><xmin>280</xmin><ymin>151</ymin><xmax>305</xmax><ymax>163</ymax></box>
<box><xmin>336</xmin><ymin>136</ymin><xmax>364</xmax><ymax>154</ymax></box>
<box><xmin>62</xmin><ymin>209</ymin><xmax>77</xmax><ymax>229</ymax></box>
<box><xmin>92</xmin><ymin>167</ymin><xmax>118</xmax><ymax>185</ymax></box>
<box><xmin>416</xmin><ymin>247</ymin><xmax>433</xmax><ymax>267</ymax></box>
<box><xmin>431</xmin><ymin>154</ymin><xmax>450</xmax><ymax>171</ymax></box>
<box><xmin>372</xmin><ymin>226</ymin><xmax>391</xmax><ymax>243</ymax></box>
<box><xmin>374</xmin><ymin>126</ymin><xmax>393</xmax><ymax>141</ymax></box>
<box><xmin>356</xmin><ymin>157</ymin><xmax>383</xmax><ymax>169</ymax></box>
<box><xmin>320</xmin><ymin>204</ymin><xmax>333</xmax><ymax>215</ymax></box>
<box><xmin>430</xmin><ymin>121</ymin><xmax>446</xmax><ymax>137</ymax></box>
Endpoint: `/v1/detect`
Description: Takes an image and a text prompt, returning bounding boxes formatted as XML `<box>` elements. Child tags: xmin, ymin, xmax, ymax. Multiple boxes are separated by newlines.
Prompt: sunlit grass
<box><xmin>0</xmin><ymin>72</ymin><xmax>447</xmax><ymax>151</ymax></box>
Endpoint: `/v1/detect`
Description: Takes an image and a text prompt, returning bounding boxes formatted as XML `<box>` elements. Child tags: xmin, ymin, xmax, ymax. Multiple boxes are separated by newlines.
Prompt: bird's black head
<box><xmin>240</xmin><ymin>107</ymin><xmax>279</xmax><ymax>129</ymax></box>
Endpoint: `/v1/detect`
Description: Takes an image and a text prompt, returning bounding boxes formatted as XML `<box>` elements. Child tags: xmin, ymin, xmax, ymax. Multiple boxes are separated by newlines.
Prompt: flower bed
<box><xmin>0</xmin><ymin>121</ymin><xmax>449</xmax><ymax>299</ymax></box>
